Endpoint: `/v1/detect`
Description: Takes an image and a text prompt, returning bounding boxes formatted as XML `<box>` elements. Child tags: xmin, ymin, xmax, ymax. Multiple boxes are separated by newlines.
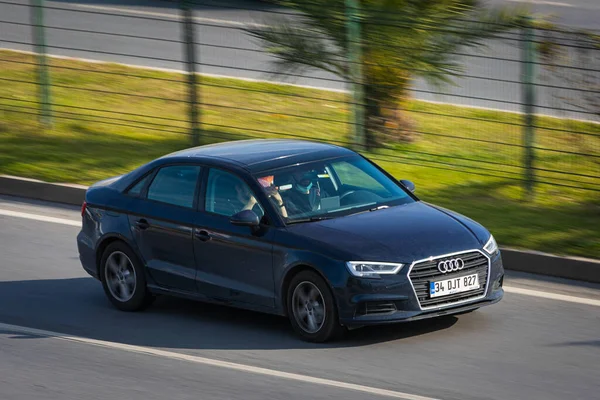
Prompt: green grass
<box><xmin>1</xmin><ymin>50</ymin><xmax>599</xmax><ymax>259</ymax></box>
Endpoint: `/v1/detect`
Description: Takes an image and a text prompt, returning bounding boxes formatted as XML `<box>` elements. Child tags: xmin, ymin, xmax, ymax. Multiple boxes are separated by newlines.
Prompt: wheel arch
<box><xmin>95</xmin><ymin>234</ymin><xmax>140</xmax><ymax>278</ymax></box>
<box><xmin>279</xmin><ymin>263</ymin><xmax>334</xmax><ymax>317</ymax></box>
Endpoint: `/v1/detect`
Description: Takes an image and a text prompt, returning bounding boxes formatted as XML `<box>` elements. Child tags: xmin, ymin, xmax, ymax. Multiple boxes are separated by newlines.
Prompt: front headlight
<box><xmin>483</xmin><ymin>234</ymin><xmax>499</xmax><ymax>255</ymax></box>
<box><xmin>346</xmin><ymin>261</ymin><xmax>404</xmax><ymax>278</ymax></box>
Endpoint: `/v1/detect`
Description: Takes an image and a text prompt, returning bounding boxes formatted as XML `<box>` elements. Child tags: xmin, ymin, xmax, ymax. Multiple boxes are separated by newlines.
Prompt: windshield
<box><xmin>254</xmin><ymin>155</ymin><xmax>415</xmax><ymax>223</ymax></box>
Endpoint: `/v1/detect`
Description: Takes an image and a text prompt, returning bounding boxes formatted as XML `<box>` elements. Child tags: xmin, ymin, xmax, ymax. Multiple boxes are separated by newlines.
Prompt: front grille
<box><xmin>409</xmin><ymin>251</ymin><xmax>489</xmax><ymax>309</ymax></box>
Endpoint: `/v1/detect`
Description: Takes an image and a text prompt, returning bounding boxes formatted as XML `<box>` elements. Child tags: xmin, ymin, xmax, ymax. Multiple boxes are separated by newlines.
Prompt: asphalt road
<box><xmin>1</xmin><ymin>194</ymin><xmax>599</xmax><ymax>400</ymax></box>
<box><xmin>1</xmin><ymin>0</ymin><xmax>598</xmax><ymax>119</ymax></box>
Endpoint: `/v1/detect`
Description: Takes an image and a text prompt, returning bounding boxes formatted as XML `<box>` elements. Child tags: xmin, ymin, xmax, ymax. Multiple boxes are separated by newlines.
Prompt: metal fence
<box><xmin>0</xmin><ymin>0</ymin><xmax>598</xmax><ymax>194</ymax></box>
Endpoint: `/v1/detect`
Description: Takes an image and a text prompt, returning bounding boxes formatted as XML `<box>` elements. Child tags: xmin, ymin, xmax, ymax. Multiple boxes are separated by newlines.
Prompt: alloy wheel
<box><xmin>291</xmin><ymin>281</ymin><xmax>326</xmax><ymax>334</ymax></box>
<box><xmin>104</xmin><ymin>251</ymin><xmax>137</xmax><ymax>302</ymax></box>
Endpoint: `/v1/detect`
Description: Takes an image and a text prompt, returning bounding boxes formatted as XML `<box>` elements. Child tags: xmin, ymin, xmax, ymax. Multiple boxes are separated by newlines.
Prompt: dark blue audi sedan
<box><xmin>77</xmin><ymin>139</ymin><xmax>504</xmax><ymax>342</ymax></box>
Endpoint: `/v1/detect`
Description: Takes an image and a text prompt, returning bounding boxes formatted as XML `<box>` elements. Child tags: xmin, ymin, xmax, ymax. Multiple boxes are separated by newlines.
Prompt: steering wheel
<box><xmin>339</xmin><ymin>190</ymin><xmax>356</xmax><ymax>201</ymax></box>
<box><xmin>340</xmin><ymin>190</ymin><xmax>356</xmax><ymax>204</ymax></box>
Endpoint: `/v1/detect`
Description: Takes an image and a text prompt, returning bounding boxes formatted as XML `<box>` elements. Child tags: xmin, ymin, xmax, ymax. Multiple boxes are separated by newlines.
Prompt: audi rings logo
<box><xmin>437</xmin><ymin>258</ymin><xmax>465</xmax><ymax>273</ymax></box>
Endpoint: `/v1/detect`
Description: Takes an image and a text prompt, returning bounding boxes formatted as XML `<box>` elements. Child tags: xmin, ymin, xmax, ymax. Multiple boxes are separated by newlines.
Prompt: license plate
<box><xmin>430</xmin><ymin>273</ymin><xmax>480</xmax><ymax>298</ymax></box>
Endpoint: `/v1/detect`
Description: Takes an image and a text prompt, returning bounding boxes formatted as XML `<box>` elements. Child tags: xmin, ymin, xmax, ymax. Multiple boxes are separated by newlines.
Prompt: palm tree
<box><xmin>248</xmin><ymin>0</ymin><xmax>527</xmax><ymax>148</ymax></box>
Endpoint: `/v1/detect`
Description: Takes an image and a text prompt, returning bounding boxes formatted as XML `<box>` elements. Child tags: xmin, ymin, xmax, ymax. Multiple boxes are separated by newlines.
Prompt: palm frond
<box><xmin>247</xmin><ymin>1</ymin><xmax>530</xmax><ymax>92</ymax></box>
<box><xmin>247</xmin><ymin>19</ymin><xmax>349</xmax><ymax>80</ymax></box>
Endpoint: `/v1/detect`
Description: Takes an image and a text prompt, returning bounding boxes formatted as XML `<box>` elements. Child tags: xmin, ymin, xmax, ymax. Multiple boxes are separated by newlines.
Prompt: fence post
<box><xmin>521</xmin><ymin>16</ymin><xmax>536</xmax><ymax>200</ymax></box>
<box><xmin>181</xmin><ymin>0</ymin><xmax>201</xmax><ymax>146</ymax></box>
<box><xmin>30</xmin><ymin>0</ymin><xmax>52</xmax><ymax>127</ymax></box>
<box><xmin>345</xmin><ymin>0</ymin><xmax>365</xmax><ymax>150</ymax></box>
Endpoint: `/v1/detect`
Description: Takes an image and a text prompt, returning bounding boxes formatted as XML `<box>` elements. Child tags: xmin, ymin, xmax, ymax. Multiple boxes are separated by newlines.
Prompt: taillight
<box><xmin>81</xmin><ymin>201</ymin><xmax>87</xmax><ymax>217</ymax></box>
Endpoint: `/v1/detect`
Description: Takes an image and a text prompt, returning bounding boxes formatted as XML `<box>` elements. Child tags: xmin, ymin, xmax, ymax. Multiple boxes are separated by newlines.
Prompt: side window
<box><xmin>127</xmin><ymin>173</ymin><xmax>152</xmax><ymax>197</ymax></box>
<box><xmin>146</xmin><ymin>165</ymin><xmax>201</xmax><ymax>208</ymax></box>
<box><xmin>331</xmin><ymin>161</ymin><xmax>386</xmax><ymax>192</ymax></box>
<box><xmin>205</xmin><ymin>169</ymin><xmax>264</xmax><ymax>218</ymax></box>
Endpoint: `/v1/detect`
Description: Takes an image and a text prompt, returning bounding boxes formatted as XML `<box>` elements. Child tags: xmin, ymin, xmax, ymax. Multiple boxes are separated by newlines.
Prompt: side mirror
<box><xmin>230</xmin><ymin>210</ymin><xmax>260</xmax><ymax>227</ymax></box>
<box><xmin>399</xmin><ymin>179</ymin><xmax>416</xmax><ymax>193</ymax></box>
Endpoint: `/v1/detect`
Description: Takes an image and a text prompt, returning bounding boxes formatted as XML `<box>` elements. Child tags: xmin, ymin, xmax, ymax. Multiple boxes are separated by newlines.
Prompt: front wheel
<box><xmin>100</xmin><ymin>241</ymin><xmax>153</xmax><ymax>311</ymax></box>
<box><xmin>287</xmin><ymin>270</ymin><xmax>343</xmax><ymax>342</ymax></box>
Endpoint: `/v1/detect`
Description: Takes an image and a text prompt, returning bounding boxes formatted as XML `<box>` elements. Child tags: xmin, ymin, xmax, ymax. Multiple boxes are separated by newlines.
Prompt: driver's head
<box><xmin>292</xmin><ymin>170</ymin><xmax>314</xmax><ymax>194</ymax></box>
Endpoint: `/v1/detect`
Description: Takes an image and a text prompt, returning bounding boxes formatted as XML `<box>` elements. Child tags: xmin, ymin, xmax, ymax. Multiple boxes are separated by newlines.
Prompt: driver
<box><xmin>281</xmin><ymin>169</ymin><xmax>327</xmax><ymax>216</ymax></box>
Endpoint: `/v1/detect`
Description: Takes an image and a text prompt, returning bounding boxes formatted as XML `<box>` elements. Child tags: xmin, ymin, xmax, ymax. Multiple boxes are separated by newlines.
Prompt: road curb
<box><xmin>499</xmin><ymin>249</ymin><xmax>599</xmax><ymax>284</ymax></box>
<box><xmin>1</xmin><ymin>175</ymin><xmax>599</xmax><ymax>283</ymax></box>
<box><xmin>0</xmin><ymin>175</ymin><xmax>86</xmax><ymax>206</ymax></box>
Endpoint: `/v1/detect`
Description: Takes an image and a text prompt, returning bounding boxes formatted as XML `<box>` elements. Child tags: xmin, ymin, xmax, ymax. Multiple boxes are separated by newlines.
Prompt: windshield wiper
<box><xmin>369</xmin><ymin>205</ymin><xmax>389</xmax><ymax>212</ymax></box>
<box><xmin>340</xmin><ymin>205</ymin><xmax>390</xmax><ymax>218</ymax></box>
<box><xmin>286</xmin><ymin>216</ymin><xmax>332</xmax><ymax>225</ymax></box>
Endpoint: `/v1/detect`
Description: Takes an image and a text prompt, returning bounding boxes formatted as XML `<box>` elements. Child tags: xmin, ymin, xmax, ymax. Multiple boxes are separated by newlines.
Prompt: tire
<box><xmin>99</xmin><ymin>241</ymin><xmax>153</xmax><ymax>312</ymax></box>
<box><xmin>286</xmin><ymin>270</ymin><xmax>343</xmax><ymax>342</ymax></box>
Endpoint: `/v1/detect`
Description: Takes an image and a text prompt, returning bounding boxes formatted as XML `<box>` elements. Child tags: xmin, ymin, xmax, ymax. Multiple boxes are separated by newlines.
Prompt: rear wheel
<box><xmin>287</xmin><ymin>270</ymin><xmax>343</xmax><ymax>342</ymax></box>
<box><xmin>100</xmin><ymin>241</ymin><xmax>153</xmax><ymax>311</ymax></box>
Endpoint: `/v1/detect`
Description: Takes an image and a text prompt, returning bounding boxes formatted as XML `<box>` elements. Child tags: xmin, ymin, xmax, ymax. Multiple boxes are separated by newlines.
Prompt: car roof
<box><xmin>161</xmin><ymin>139</ymin><xmax>356</xmax><ymax>173</ymax></box>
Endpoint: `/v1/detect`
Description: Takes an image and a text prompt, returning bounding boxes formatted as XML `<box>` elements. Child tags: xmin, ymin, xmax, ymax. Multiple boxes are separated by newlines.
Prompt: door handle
<box><xmin>135</xmin><ymin>219</ymin><xmax>150</xmax><ymax>230</ymax></box>
<box><xmin>195</xmin><ymin>229</ymin><xmax>211</xmax><ymax>242</ymax></box>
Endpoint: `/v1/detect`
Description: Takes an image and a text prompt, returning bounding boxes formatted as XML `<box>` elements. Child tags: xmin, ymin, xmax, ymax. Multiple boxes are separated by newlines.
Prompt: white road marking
<box><xmin>505</xmin><ymin>0</ymin><xmax>573</xmax><ymax>7</ymax></box>
<box><xmin>1</xmin><ymin>207</ymin><xmax>598</xmax><ymax>306</ymax></box>
<box><xmin>504</xmin><ymin>286</ymin><xmax>600</xmax><ymax>307</ymax></box>
<box><xmin>72</xmin><ymin>4</ymin><xmax>268</xmax><ymax>28</ymax></box>
<box><xmin>0</xmin><ymin>322</ymin><xmax>437</xmax><ymax>400</ymax></box>
<box><xmin>1</xmin><ymin>47</ymin><xmax>595</xmax><ymax>123</ymax></box>
<box><xmin>0</xmin><ymin>208</ymin><xmax>80</xmax><ymax>227</ymax></box>
<box><xmin>0</xmin><ymin>48</ymin><xmax>348</xmax><ymax>94</ymax></box>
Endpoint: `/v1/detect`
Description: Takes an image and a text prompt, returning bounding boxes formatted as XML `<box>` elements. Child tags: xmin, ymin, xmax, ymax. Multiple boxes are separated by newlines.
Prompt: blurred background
<box><xmin>0</xmin><ymin>0</ymin><xmax>598</xmax><ymax>258</ymax></box>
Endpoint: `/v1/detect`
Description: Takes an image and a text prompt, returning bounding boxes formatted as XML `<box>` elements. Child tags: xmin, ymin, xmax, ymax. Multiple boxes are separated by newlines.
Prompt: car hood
<box><xmin>286</xmin><ymin>202</ymin><xmax>486</xmax><ymax>263</ymax></box>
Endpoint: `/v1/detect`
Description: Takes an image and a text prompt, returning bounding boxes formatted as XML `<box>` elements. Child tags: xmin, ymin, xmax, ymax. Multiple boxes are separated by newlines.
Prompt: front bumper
<box><xmin>340</xmin><ymin>287</ymin><xmax>503</xmax><ymax>326</ymax></box>
<box><xmin>336</xmin><ymin>250</ymin><xmax>504</xmax><ymax>327</ymax></box>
